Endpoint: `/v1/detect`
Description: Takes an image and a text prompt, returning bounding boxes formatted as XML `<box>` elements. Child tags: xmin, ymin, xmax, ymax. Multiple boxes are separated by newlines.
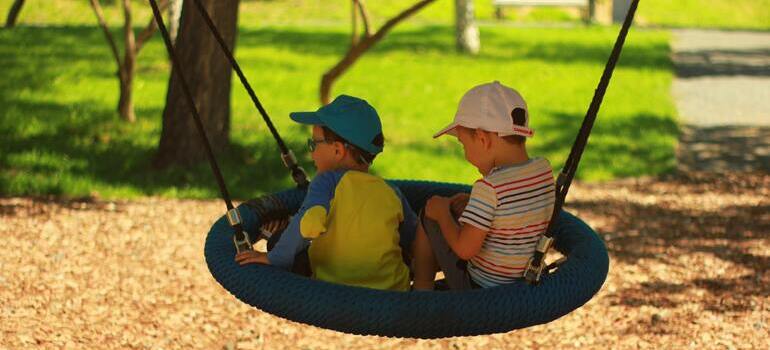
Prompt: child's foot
<box><xmin>411</xmin><ymin>280</ymin><xmax>434</xmax><ymax>291</ymax></box>
<box><xmin>235</xmin><ymin>250</ymin><xmax>269</xmax><ymax>266</ymax></box>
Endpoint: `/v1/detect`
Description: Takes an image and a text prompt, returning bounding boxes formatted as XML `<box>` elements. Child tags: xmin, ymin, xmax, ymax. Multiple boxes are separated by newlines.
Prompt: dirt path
<box><xmin>1</xmin><ymin>173</ymin><xmax>767</xmax><ymax>349</ymax></box>
<box><xmin>672</xmin><ymin>29</ymin><xmax>770</xmax><ymax>173</ymax></box>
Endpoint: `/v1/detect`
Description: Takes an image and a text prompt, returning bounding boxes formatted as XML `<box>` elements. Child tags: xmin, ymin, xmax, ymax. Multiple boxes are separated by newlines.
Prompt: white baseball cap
<box><xmin>434</xmin><ymin>81</ymin><xmax>534</xmax><ymax>139</ymax></box>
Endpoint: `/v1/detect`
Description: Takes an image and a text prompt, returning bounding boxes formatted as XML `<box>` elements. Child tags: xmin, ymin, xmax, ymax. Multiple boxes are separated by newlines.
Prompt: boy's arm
<box><xmin>265</xmin><ymin>216</ymin><xmax>307</xmax><ymax>269</ymax></box>
<box><xmin>392</xmin><ymin>186</ymin><xmax>418</xmax><ymax>251</ymax></box>
<box><xmin>426</xmin><ymin>197</ymin><xmax>487</xmax><ymax>260</ymax></box>
<box><xmin>265</xmin><ymin>170</ymin><xmax>343</xmax><ymax>269</ymax></box>
<box><xmin>427</xmin><ymin>180</ymin><xmax>496</xmax><ymax>260</ymax></box>
<box><xmin>295</xmin><ymin>170</ymin><xmax>343</xmax><ymax>239</ymax></box>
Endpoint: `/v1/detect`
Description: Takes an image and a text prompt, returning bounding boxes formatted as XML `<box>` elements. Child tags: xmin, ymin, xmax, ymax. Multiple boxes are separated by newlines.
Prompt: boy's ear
<box><xmin>333</xmin><ymin>142</ymin><xmax>345</xmax><ymax>158</ymax></box>
<box><xmin>475</xmin><ymin>129</ymin><xmax>493</xmax><ymax>149</ymax></box>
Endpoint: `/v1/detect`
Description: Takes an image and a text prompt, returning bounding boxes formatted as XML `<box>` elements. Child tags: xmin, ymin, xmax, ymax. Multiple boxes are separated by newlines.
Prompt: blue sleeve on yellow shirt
<box><xmin>267</xmin><ymin>170</ymin><xmax>345</xmax><ymax>270</ymax></box>
<box><xmin>389</xmin><ymin>185</ymin><xmax>417</xmax><ymax>252</ymax></box>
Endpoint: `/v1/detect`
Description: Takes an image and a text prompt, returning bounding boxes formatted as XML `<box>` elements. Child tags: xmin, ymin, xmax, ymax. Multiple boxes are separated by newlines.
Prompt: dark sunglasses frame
<box><xmin>307</xmin><ymin>138</ymin><xmax>332</xmax><ymax>152</ymax></box>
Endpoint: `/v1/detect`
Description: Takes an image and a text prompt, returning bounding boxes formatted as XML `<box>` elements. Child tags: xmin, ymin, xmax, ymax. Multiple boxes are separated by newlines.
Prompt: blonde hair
<box><xmin>457</xmin><ymin>126</ymin><xmax>525</xmax><ymax>145</ymax></box>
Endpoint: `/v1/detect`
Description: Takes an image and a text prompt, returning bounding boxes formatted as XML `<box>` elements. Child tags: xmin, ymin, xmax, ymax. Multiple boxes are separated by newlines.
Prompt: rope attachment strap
<box><xmin>524</xmin><ymin>0</ymin><xmax>641</xmax><ymax>284</ymax></box>
<box><xmin>226</xmin><ymin>208</ymin><xmax>253</xmax><ymax>252</ymax></box>
<box><xmin>147</xmin><ymin>0</ymin><xmax>253</xmax><ymax>253</ymax></box>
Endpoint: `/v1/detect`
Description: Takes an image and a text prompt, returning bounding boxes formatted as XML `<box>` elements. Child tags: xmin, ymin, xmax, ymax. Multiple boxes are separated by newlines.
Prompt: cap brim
<box><xmin>289</xmin><ymin>111</ymin><xmax>324</xmax><ymax>125</ymax></box>
<box><xmin>433</xmin><ymin>122</ymin><xmax>459</xmax><ymax>138</ymax></box>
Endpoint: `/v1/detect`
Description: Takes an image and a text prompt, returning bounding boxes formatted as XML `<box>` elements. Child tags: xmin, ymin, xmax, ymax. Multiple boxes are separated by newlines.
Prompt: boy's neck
<box><xmin>489</xmin><ymin>144</ymin><xmax>530</xmax><ymax>172</ymax></box>
<box><xmin>333</xmin><ymin>158</ymin><xmax>370</xmax><ymax>173</ymax></box>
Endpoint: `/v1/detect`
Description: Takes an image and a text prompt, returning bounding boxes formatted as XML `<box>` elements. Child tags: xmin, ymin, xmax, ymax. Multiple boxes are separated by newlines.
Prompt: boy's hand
<box><xmin>235</xmin><ymin>250</ymin><xmax>270</xmax><ymax>266</ymax></box>
<box><xmin>425</xmin><ymin>195</ymin><xmax>452</xmax><ymax>220</ymax></box>
<box><xmin>449</xmin><ymin>192</ymin><xmax>470</xmax><ymax>217</ymax></box>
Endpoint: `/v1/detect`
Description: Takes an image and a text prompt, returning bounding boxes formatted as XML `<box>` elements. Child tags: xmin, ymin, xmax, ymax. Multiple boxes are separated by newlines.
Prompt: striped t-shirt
<box><xmin>459</xmin><ymin>158</ymin><xmax>555</xmax><ymax>288</ymax></box>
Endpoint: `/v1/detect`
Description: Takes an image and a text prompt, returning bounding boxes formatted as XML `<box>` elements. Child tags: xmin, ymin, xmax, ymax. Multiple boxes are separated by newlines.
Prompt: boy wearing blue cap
<box><xmin>236</xmin><ymin>95</ymin><xmax>418</xmax><ymax>291</ymax></box>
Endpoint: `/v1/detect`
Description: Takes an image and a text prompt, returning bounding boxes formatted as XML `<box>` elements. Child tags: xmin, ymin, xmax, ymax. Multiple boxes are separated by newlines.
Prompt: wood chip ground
<box><xmin>1</xmin><ymin>173</ymin><xmax>767</xmax><ymax>349</ymax></box>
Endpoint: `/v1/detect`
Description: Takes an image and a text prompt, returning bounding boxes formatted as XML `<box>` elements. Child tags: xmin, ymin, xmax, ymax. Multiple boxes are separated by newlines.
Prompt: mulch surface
<box><xmin>1</xmin><ymin>173</ymin><xmax>768</xmax><ymax>349</ymax></box>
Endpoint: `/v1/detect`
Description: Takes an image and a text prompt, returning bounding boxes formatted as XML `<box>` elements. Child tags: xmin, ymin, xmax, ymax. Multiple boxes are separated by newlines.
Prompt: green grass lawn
<box><xmin>639</xmin><ymin>0</ymin><xmax>770</xmax><ymax>30</ymax></box>
<box><xmin>4</xmin><ymin>1</ymin><xmax>768</xmax><ymax>30</ymax></box>
<box><xmin>0</xmin><ymin>1</ymin><xmax>678</xmax><ymax>199</ymax></box>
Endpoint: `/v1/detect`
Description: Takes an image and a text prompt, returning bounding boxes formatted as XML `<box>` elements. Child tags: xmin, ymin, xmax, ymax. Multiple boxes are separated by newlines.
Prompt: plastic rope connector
<box><xmin>232</xmin><ymin>230</ymin><xmax>253</xmax><ymax>254</ymax></box>
<box><xmin>226</xmin><ymin>208</ymin><xmax>242</xmax><ymax>226</ymax></box>
<box><xmin>524</xmin><ymin>236</ymin><xmax>554</xmax><ymax>284</ymax></box>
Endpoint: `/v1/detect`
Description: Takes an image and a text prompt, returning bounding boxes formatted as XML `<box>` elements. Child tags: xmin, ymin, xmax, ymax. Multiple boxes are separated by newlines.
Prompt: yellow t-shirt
<box><xmin>298</xmin><ymin>170</ymin><xmax>411</xmax><ymax>291</ymax></box>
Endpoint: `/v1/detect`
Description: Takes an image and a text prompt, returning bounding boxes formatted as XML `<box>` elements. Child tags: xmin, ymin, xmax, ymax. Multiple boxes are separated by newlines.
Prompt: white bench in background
<box><xmin>493</xmin><ymin>0</ymin><xmax>596</xmax><ymax>23</ymax></box>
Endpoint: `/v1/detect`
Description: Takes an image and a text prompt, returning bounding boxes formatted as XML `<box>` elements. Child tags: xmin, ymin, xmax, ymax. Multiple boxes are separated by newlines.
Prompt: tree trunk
<box><xmin>587</xmin><ymin>0</ymin><xmax>596</xmax><ymax>23</ymax></box>
<box><xmin>4</xmin><ymin>0</ymin><xmax>25</xmax><ymax>28</ymax></box>
<box><xmin>454</xmin><ymin>0</ymin><xmax>479</xmax><ymax>55</ymax></box>
<box><xmin>118</xmin><ymin>0</ymin><xmax>136</xmax><ymax>122</ymax></box>
<box><xmin>90</xmin><ymin>0</ymin><xmax>166</xmax><ymax>124</ymax></box>
<box><xmin>612</xmin><ymin>0</ymin><xmax>631</xmax><ymax>23</ymax></box>
<box><xmin>154</xmin><ymin>0</ymin><xmax>240</xmax><ymax>168</ymax></box>
<box><xmin>168</xmin><ymin>0</ymin><xmax>184</xmax><ymax>43</ymax></box>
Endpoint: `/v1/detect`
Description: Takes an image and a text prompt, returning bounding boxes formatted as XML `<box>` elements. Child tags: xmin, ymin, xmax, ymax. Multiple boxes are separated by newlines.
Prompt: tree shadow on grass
<box><xmin>0</xmin><ymin>101</ymin><xmax>308</xmax><ymax>199</ymax></box>
<box><xmin>0</xmin><ymin>96</ymin><xmax>308</xmax><ymax>200</ymax></box>
<box><xmin>0</xmin><ymin>25</ymin><xmax>315</xmax><ymax>199</ymax></box>
<box><xmin>0</xmin><ymin>23</ymin><xmax>674</xmax><ymax>198</ymax></box>
<box><xmin>386</xmin><ymin>109</ymin><xmax>679</xmax><ymax>181</ymax></box>
<box><xmin>236</xmin><ymin>25</ymin><xmax>671</xmax><ymax>69</ymax></box>
<box><xmin>532</xmin><ymin>111</ymin><xmax>679</xmax><ymax>178</ymax></box>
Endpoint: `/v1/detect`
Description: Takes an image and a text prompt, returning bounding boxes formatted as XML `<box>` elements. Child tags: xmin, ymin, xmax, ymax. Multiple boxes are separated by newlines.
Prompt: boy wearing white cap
<box><xmin>412</xmin><ymin>81</ymin><xmax>556</xmax><ymax>290</ymax></box>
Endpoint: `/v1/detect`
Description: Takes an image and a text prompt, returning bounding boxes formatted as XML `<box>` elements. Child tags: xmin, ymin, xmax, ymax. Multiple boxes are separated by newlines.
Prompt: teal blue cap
<box><xmin>290</xmin><ymin>95</ymin><xmax>383</xmax><ymax>155</ymax></box>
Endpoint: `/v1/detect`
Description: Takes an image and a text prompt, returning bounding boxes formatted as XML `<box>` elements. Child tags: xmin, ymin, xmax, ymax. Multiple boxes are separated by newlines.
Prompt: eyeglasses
<box><xmin>307</xmin><ymin>138</ymin><xmax>330</xmax><ymax>152</ymax></box>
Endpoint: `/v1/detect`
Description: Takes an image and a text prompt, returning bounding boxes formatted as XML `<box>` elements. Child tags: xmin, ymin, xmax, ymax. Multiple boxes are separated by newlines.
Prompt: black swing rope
<box><xmin>148</xmin><ymin>0</ymin><xmax>638</xmax><ymax>267</ymax></box>
<box><xmin>523</xmin><ymin>0</ymin><xmax>640</xmax><ymax>283</ymax></box>
<box><xmin>185</xmin><ymin>0</ymin><xmax>309</xmax><ymax>189</ymax></box>
<box><xmin>148</xmin><ymin>0</ymin><xmax>249</xmax><ymax>253</ymax></box>
<box><xmin>148</xmin><ymin>0</ymin><xmax>310</xmax><ymax>253</ymax></box>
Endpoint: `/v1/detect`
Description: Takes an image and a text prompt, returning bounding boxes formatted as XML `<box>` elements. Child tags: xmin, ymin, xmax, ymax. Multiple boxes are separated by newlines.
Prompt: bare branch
<box><xmin>119</xmin><ymin>0</ymin><xmax>136</xmax><ymax>122</ymax></box>
<box><xmin>356</xmin><ymin>0</ymin><xmax>372</xmax><ymax>37</ymax></box>
<box><xmin>135</xmin><ymin>0</ymin><xmax>169</xmax><ymax>53</ymax></box>
<box><xmin>88</xmin><ymin>0</ymin><xmax>123</xmax><ymax>79</ymax></box>
<box><xmin>371</xmin><ymin>0</ymin><xmax>433</xmax><ymax>42</ymax></box>
<box><xmin>122</xmin><ymin>0</ymin><xmax>135</xmax><ymax>77</ymax></box>
<box><xmin>350</xmin><ymin>0</ymin><xmax>358</xmax><ymax>47</ymax></box>
<box><xmin>321</xmin><ymin>0</ymin><xmax>436</xmax><ymax>103</ymax></box>
<box><xmin>4</xmin><ymin>0</ymin><xmax>25</xmax><ymax>28</ymax></box>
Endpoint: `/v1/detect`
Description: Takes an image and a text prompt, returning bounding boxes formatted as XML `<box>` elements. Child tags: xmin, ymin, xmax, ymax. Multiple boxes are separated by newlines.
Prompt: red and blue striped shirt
<box><xmin>459</xmin><ymin>158</ymin><xmax>555</xmax><ymax>288</ymax></box>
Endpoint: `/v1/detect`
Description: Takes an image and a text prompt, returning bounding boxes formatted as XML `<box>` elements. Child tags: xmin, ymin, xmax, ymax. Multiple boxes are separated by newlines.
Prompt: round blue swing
<box><xmin>145</xmin><ymin>0</ymin><xmax>640</xmax><ymax>339</ymax></box>
<box><xmin>205</xmin><ymin>180</ymin><xmax>609</xmax><ymax>338</ymax></box>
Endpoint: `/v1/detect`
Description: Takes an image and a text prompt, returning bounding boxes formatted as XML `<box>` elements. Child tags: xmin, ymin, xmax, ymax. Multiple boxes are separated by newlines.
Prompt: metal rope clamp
<box><xmin>556</xmin><ymin>170</ymin><xmax>568</xmax><ymax>189</ymax></box>
<box><xmin>227</xmin><ymin>208</ymin><xmax>253</xmax><ymax>253</ymax></box>
<box><xmin>280</xmin><ymin>150</ymin><xmax>297</xmax><ymax>169</ymax></box>
<box><xmin>281</xmin><ymin>150</ymin><xmax>309</xmax><ymax>187</ymax></box>
<box><xmin>523</xmin><ymin>235</ymin><xmax>554</xmax><ymax>284</ymax></box>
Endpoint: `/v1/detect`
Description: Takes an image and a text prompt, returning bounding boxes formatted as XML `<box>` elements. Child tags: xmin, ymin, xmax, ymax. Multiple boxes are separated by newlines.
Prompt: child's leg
<box><xmin>414</xmin><ymin>211</ymin><xmax>473</xmax><ymax>290</ymax></box>
<box><xmin>412</xmin><ymin>222</ymin><xmax>438</xmax><ymax>290</ymax></box>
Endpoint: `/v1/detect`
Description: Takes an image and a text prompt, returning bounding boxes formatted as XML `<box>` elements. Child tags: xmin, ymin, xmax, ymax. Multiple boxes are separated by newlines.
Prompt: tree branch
<box><xmin>4</xmin><ymin>0</ymin><xmax>25</xmax><ymax>28</ymax></box>
<box><xmin>135</xmin><ymin>0</ymin><xmax>169</xmax><ymax>53</ymax></box>
<box><xmin>356</xmin><ymin>0</ymin><xmax>372</xmax><ymax>37</ymax></box>
<box><xmin>321</xmin><ymin>0</ymin><xmax>436</xmax><ymax>104</ymax></box>
<box><xmin>119</xmin><ymin>0</ymin><xmax>137</xmax><ymax>122</ymax></box>
<box><xmin>350</xmin><ymin>0</ymin><xmax>358</xmax><ymax>46</ymax></box>
<box><xmin>89</xmin><ymin>0</ymin><xmax>123</xmax><ymax>79</ymax></box>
